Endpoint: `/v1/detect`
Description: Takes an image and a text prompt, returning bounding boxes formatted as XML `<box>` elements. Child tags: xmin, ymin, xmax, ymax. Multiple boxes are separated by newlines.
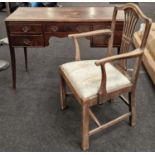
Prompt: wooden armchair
<box><xmin>59</xmin><ymin>3</ymin><xmax>152</xmax><ymax>151</ymax></box>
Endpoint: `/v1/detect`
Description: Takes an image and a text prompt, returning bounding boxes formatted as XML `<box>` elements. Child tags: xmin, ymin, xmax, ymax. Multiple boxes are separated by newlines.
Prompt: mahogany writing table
<box><xmin>5</xmin><ymin>7</ymin><xmax>124</xmax><ymax>89</ymax></box>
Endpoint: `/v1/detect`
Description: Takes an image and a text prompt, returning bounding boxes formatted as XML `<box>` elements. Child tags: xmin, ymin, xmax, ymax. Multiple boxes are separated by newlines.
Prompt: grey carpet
<box><xmin>0</xmin><ymin>2</ymin><xmax>155</xmax><ymax>152</ymax></box>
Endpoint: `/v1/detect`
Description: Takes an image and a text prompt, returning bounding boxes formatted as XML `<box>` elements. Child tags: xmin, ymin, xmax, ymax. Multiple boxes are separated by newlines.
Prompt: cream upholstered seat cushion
<box><xmin>60</xmin><ymin>60</ymin><xmax>132</xmax><ymax>101</ymax></box>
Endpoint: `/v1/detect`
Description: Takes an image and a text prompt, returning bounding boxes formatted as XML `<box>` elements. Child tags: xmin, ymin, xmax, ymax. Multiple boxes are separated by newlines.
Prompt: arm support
<box><xmin>96</xmin><ymin>49</ymin><xmax>143</xmax><ymax>97</ymax></box>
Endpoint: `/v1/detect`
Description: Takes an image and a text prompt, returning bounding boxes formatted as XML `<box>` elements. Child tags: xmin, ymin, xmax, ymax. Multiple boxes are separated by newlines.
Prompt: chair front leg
<box><xmin>129</xmin><ymin>92</ymin><xmax>136</xmax><ymax>127</ymax></box>
<box><xmin>59</xmin><ymin>75</ymin><xmax>67</xmax><ymax>110</ymax></box>
<box><xmin>81</xmin><ymin>104</ymin><xmax>89</xmax><ymax>151</ymax></box>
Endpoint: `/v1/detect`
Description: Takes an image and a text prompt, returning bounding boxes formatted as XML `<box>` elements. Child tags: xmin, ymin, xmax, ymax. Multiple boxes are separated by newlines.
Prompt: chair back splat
<box><xmin>109</xmin><ymin>3</ymin><xmax>152</xmax><ymax>69</ymax></box>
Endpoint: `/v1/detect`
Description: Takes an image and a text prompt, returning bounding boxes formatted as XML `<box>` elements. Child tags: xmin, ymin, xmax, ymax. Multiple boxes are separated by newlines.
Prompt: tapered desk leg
<box><xmin>24</xmin><ymin>47</ymin><xmax>28</xmax><ymax>72</ymax></box>
<box><xmin>117</xmin><ymin>46</ymin><xmax>120</xmax><ymax>54</ymax></box>
<box><xmin>9</xmin><ymin>45</ymin><xmax>16</xmax><ymax>89</ymax></box>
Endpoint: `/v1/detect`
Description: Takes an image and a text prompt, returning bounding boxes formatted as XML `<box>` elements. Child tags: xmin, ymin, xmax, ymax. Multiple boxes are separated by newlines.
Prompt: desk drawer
<box><xmin>92</xmin><ymin>22</ymin><xmax>123</xmax><ymax>31</ymax></box>
<box><xmin>92</xmin><ymin>31</ymin><xmax>122</xmax><ymax>47</ymax></box>
<box><xmin>91</xmin><ymin>22</ymin><xmax>123</xmax><ymax>47</ymax></box>
<box><xmin>9</xmin><ymin>24</ymin><xmax>42</xmax><ymax>34</ymax></box>
<box><xmin>10</xmin><ymin>35</ymin><xmax>44</xmax><ymax>47</ymax></box>
<box><xmin>45</xmin><ymin>23</ymin><xmax>90</xmax><ymax>34</ymax></box>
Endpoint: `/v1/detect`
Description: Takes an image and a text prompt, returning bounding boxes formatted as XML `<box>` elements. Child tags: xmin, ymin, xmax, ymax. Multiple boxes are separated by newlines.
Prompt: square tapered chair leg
<box><xmin>81</xmin><ymin>104</ymin><xmax>89</xmax><ymax>151</ymax></box>
<box><xmin>59</xmin><ymin>75</ymin><xmax>67</xmax><ymax>110</ymax></box>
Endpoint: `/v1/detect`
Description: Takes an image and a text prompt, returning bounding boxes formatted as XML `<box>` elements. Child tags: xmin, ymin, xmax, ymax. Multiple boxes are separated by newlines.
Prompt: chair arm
<box><xmin>69</xmin><ymin>29</ymin><xmax>112</xmax><ymax>61</ymax></box>
<box><xmin>96</xmin><ymin>49</ymin><xmax>143</xmax><ymax>99</ymax></box>
<box><xmin>68</xmin><ymin>29</ymin><xmax>112</xmax><ymax>38</ymax></box>
<box><xmin>95</xmin><ymin>49</ymin><xmax>143</xmax><ymax>66</ymax></box>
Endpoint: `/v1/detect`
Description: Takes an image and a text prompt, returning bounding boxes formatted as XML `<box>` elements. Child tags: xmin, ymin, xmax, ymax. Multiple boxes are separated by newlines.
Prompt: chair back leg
<box><xmin>129</xmin><ymin>92</ymin><xmax>136</xmax><ymax>127</ymax></box>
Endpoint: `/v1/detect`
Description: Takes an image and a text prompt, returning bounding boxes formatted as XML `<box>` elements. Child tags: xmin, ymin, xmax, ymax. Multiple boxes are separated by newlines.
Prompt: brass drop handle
<box><xmin>106</xmin><ymin>26</ymin><xmax>111</xmax><ymax>29</ymax></box>
<box><xmin>50</xmin><ymin>26</ymin><xmax>58</xmax><ymax>32</ymax></box>
<box><xmin>23</xmin><ymin>38</ymin><xmax>31</xmax><ymax>45</ymax></box>
<box><xmin>22</xmin><ymin>26</ymin><xmax>30</xmax><ymax>32</ymax></box>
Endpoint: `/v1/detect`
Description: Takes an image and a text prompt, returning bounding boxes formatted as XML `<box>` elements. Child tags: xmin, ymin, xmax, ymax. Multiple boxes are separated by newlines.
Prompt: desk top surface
<box><xmin>5</xmin><ymin>7</ymin><xmax>124</xmax><ymax>22</ymax></box>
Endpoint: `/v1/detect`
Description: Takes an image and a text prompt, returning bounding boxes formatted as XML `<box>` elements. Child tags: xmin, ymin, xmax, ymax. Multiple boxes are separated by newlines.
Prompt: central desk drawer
<box><xmin>45</xmin><ymin>23</ymin><xmax>90</xmax><ymax>33</ymax></box>
<box><xmin>10</xmin><ymin>35</ymin><xmax>44</xmax><ymax>47</ymax></box>
<box><xmin>9</xmin><ymin>24</ymin><xmax>42</xmax><ymax>34</ymax></box>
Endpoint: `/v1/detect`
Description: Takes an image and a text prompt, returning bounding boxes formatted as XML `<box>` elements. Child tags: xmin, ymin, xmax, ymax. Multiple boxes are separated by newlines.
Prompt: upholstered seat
<box><xmin>60</xmin><ymin>60</ymin><xmax>132</xmax><ymax>101</ymax></box>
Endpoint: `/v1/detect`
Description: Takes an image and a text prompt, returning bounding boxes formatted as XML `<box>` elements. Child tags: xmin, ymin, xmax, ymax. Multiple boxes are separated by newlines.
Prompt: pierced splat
<box><xmin>120</xmin><ymin>8</ymin><xmax>139</xmax><ymax>53</ymax></box>
<box><xmin>119</xmin><ymin>8</ymin><xmax>139</xmax><ymax>69</ymax></box>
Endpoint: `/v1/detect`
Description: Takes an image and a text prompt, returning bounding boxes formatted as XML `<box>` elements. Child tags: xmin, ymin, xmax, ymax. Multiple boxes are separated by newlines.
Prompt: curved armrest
<box><xmin>96</xmin><ymin>49</ymin><xmax>143</xmax><ymax>95</ymax></box>
<box><xmin>68</xmin><ymin>29</ymin><xmax>112</xmax><ymax>38</ymax></box>
<box><xmin>69</xmin><ymin>29</ymin><xmax>112</xmax><ymax>61</ymax></box>
<box><xmin>95</xmin><ymin>49</ymin><xmax>143</xmax><ymax>66</ymax></box>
